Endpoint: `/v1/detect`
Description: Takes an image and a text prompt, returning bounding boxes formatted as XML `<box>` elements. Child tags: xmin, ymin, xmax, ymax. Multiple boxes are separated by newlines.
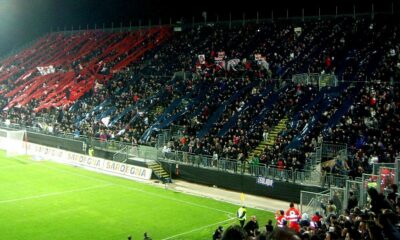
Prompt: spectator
<box><xmin>324</xmin><ymin>200</ymin><xmax>337</xmax><ymax>218</ymax></box>
<box><xmin>368</xmin><ymin>187</ymin><xmax>394</xmax><ymax>215</ymax></box>
<box><xmin>387</xmin><ymin>184</ymin><xmax>398</xmax><ymax>206</ymax></box>
<box><xmin>212</xmin><ymin>226</ymin><xmax>224</xmax><ymax>240</ymax></box>
<box><xmin>299</xmin><ymin>213</ymin><xmax>310</xmax><ymax>228</ymax></box>
<box><xmin>265</xmin><ymin>219</ymin><xmax>274</xmax><ymax>235</ymax></box>
<box><xmin>243</xmin><ymin>215</ymin><xmax>259</xmax><ymax>237</ymax></box>
<box><xmin>221</xmin><ymin>225</ymin><xmax>247</xmax><ymax>240</ymax></box>
<box><xmin>143</xmin><ymin>232</ymin><xmax>152</xmax><ymax>240</ymax></box>
<box><xmin>347</xmin><ymin>191</ymin><xmax>358</xmax><ymax>211</ymax></box>
<box><xmin>311</xmin><ymin>211</ymin><xmax>322</xmax><ymax>229</ymax></box>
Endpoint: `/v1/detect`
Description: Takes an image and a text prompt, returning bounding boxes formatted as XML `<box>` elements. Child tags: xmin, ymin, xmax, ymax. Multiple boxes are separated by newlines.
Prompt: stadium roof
<box><xmin>0</xmin><ymin>0</ymin><xmax>398</xmax><ymax>57</ymax></box>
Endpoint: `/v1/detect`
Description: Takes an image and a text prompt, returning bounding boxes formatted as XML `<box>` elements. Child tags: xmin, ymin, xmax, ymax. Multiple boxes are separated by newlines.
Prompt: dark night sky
<box><xmin>0</xmin><ymin>0</ymin><xmax>398</xmax><ymax>57</ymax></box>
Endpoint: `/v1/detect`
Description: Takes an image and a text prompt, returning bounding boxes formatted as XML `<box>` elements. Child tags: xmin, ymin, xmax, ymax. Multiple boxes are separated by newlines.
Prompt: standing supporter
<box><xmin>311</xmin><ymin>211</ymin><xmax>322</xmax><ymax>229</ymax></box>
<box><xmin>265</xmin><ymin>219</ymin><xmax>274</xmax><ymax>234</ymax></box>
<box><xmin>212</xmin><ymin>226</ymin><xmax>224</xmax><ymax>240</ymax></box>
<box><xmin>347</xmin><ymin>191</ymin><xmax>358</xmax><ymax>211</ymax></box>
<box><xmin>221</xmin><ymin>225</ymin><xmax>247</xmax><ymax>240</ymax></box>
<box><xmin>243</xmin><ymin>215</ymin><xmax>259</xmax><ymax>237</ymax></box>
<box><xmin>324</xmin><ymin>199</ymin><xmax>337</xmax><ymax>218</ymax></box>
<box><xmin>387</xmin><ymin>184</ymin><xmax>398</xmax><ymax>206</ymax></box>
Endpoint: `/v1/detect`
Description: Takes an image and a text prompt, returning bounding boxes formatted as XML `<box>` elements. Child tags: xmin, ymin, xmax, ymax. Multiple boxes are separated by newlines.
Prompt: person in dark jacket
<box><xmin>368</xmin><ymin>187</ymin><xmax>394</xmax><ymax>215</ymax></box>
<box><xmin>221</xmin><ymin>225</ymin><xmax>247</xmax><ymax>240</ymax></box>
<box><xmin>244</xmin><ymin>215</ymin><xmax>259</xmax><ymax>237</ymax></box>
<box><xmin>212</xmin><ymin>226</ymin><xmax>224</xmax><ymax>240</ymax></box>
<box><xmin>387</xmin><ymin>184</ymin><xmax>398</xmax><ymax>206</ymax></box>
<box><xmin>347</xmin><ymin>191</ymin><xmax>358</xmax><ymax>211</ymax></box>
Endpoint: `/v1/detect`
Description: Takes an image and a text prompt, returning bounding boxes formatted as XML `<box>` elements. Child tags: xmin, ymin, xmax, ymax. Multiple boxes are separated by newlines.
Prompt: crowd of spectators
<box><xmin>323</xmin><ymin>82</ymin><xmax>400</xmax><ymax>177</ymax></box>
<box><xmin>0</xmin><ymin>15</ymin><xmax>399</xmax><ymax>174</ymax></box>
<box><xmin>213</xmin><ymin>185</ymin><xmax>400</xmax><ymax>240</ymax></box>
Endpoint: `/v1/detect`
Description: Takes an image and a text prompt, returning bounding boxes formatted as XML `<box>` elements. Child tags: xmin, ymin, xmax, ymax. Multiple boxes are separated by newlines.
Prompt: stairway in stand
<box><xmin>247</xmin><ymin>116</ymin><xmax>288</xmax><ymax>161</ymax></box>
<box><xmin>147</xmin><ymin>161</ymin><xmax>171</xmax><ymax>183</ymax></box>
<box><xmin>265</xmin><ymin>116</ymin><xmax>288</xmax><ymax>149</ymax></box>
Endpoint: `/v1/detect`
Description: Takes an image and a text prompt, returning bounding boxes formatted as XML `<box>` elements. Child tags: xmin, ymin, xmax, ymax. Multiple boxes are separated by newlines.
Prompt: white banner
<box><xmin>214</xmin><ymin>51</ymin><xmax>225</xmax><ymax>61</ymax></box>
<box><xmin>36</xmin><ymin>65</ymin><xmax>55</xmax><ymax>76</ymax></box>
<box><xmin>101</xmin><ymin>116</ymin><xmax>110</xmax><ymax>127</ymax></box>
<box><xmin>0</xmin><ymin>137</ymin><xmax>152</xmax><ymax>181</ymax></box>
<box><xmin>25</xmin><ymin>143</ymin><xmax>152</xmax><ymax>180</ymax></box>
<box><xmin>214</xmin><ymin>51</ymin><xmax>226</xmax><ymax>69</ymax></box>
<box><xmin>198</xmin><ymin>54</ymin><xmax>206</xmax><ymax>65</ymax></box>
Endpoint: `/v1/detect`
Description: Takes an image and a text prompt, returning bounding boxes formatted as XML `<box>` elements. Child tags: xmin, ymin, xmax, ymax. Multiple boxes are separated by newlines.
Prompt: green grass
<box><xmin>0</xmin><ymin>151</ymin><xmax>275</xmax><ymax>240</ymax></box>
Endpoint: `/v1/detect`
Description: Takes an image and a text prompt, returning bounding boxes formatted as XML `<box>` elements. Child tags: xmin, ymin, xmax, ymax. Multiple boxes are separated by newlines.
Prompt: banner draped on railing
<box><xmin>292</xmin><ymin>73</ymin><xmax>338</xmax><ymax>89</ymax></box>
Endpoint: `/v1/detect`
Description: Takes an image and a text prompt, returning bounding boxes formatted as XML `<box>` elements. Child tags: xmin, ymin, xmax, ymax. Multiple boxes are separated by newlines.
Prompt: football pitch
<box><xmin>0</xmin><ymin>151</ymin><xmax>274</xmax><ymax>240</ymax></box>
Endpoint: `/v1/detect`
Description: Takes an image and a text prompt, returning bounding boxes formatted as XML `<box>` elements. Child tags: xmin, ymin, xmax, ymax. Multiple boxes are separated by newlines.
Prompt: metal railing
<box><xmin>292</xmin><ymin>73</ymin><xmax>338</xmax><ymax>89</ymax></box>
<box><xmin>0</xmin><ymin>121</ymin><xmax>136</xmax><ymax>153</ymax></box>
<box><xmin>300</xmin><ymin>190</ymin><xmax>330</xmax><ymax>216</ymax></box>
<box><xmin>154</xmin><ymin>149</ymin><xmax>353</xmax><ymax>186</ymax></box>
<box><xmin>319</xmin><ymin>142</ymin><xmax>347</xmax><ymax>160</ymax></box>
<box><xmin>321</xmin><ymin>173</ymin><xmax>349</xmax><ymax>188</ymax></box>
<box><xmin>0</xmin><ymin>121</ymin><xmax>354</xmax><ymax>187</ymax></box>
<box><xmin>330</xmin><ymin>187</ymin><xmax>346</xmax><ymax>213</ymax></box>
<box><xmin>372</xmin><ymin>162</ymin><xmax>396</xmax><ymax>175</ymax></box>
<box><xmin>113</xmin><ymin>145</ymin><xmax>129</xmax><ymax>162</ymax></box>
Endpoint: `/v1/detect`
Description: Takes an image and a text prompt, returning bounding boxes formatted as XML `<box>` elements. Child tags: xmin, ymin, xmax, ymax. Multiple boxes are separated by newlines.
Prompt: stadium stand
<box><xmin>0</xmin><ymin>9</ymin><xmax>400</xmax><ymax>240</ymax></box>
<box><xmin>1</xmin><ymin>16</ymin><xmax>400</xmax><ymax>174</ymax></box>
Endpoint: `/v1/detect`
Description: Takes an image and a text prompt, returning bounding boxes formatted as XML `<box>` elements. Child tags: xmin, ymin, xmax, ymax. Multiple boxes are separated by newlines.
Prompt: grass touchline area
<box><xmin>38</xmin><ymin>164</ymin><xmax>235</xmax><ymax>216</ymax></box>
<box><xmin>0</xmin><ymin>151</ymin><xmax>275</xmax><ymax>239</ymax></box>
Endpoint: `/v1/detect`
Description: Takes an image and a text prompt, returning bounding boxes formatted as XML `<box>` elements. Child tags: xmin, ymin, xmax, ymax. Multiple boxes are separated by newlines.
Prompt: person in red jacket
<box><xmin>285</xmin><ymin>202</ymin><xmax>301</xmax><ymax>232</ymax></box>
<box><xmin>311</xmin><ymin>211</ymin><xmax>322</xmax><ymax>229</ymax></box>
<box><xmin>275</xmin><ymin>210</ymin><xmax>286</xmax><ymax>228</ymax></box>
<box><xmin>277</xmin><ymin>159</ymin><xmax>285</xmax><ymax>179</ymax></box>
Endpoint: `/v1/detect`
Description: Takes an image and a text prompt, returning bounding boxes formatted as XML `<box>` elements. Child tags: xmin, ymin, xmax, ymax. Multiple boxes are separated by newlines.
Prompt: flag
<box><xmin>37</xmin><ymin>65</ymin><xmax>55</xmax><ymax>75</ymax></box>
<box><xmin>214</xmin><ymin>51</ymin><xmax>226</xmax><ymax>69</ymax></box>
<box><xmin>22</xmin><ymin>72</ymin><xmax>32</xmax><ymax>80</ymax></box>
<box><xmin>101</xmin><ymin>116</ymin><xmax>110</xmax><ymax>127</ymax></box>
<box><xmin>117</xmin><ymin>129</ymin><xmax>126</xmax><ymax>136</ymax></box>
<box><xmin>198</xmin><ymin>54</ymin><xmax>206</xmax><ymax>65</ymax></box>
<box><xmin>240</xmin><ymin>192</ymin><xmax>245</xmax><ymax>204</ymax></box>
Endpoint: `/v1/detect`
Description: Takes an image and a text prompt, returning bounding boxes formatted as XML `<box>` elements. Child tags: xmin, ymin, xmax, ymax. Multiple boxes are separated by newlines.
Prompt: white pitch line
<box><xmin>38</xmin><ymin>164</ymin><xmax>112</xmax><ymax>185</ymax></box>
<box><xmin>40</xmin><ymin>164</ymin><xmax>235</xmax><ymax>215</ymax></box>
<box><xmin>161</xmin><ymin>217</ymin><xmax>236</xmax><ymax>240</ymax></box>
<box><xmin>0</xmin><ymin>184</ymin><xmax>112</xmax><ymax>204</ymax></box>
<box><xmin>0</xmin><ymin>164</ymin><xmax>31</xmax><ymax>170</ymax></box>
<box><xmin>117</xmin><ymin>184</ymin><xmax>234</xmax><ymax>215</ymax></box>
